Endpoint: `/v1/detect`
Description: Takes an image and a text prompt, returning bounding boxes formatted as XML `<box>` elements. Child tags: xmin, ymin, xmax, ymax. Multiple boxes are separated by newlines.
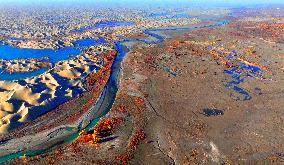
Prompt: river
<box><xmin>0</xmin><ymin>19</ymin><xmax>229</xmax><ymax>163</ymax></box>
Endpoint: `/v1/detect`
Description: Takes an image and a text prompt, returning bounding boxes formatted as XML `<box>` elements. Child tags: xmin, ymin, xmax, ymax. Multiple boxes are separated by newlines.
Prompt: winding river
<box><xmin>0</xmin><ymin>20</ymin><xmax>229</xmax><ymax>163</ymax></box>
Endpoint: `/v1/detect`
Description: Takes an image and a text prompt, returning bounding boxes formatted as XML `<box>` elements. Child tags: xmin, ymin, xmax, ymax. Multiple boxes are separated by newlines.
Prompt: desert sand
<box><xmin>0</xmin><ymin>44</ymin><xmax>114</xmax><ymax>134</ymax></box>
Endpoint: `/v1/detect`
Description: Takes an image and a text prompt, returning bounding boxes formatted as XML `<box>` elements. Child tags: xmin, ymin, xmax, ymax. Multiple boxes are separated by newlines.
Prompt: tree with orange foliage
<box><xmin>134</xmin><ymin>97</ymin><xmax>145</xmax><ymax>106</ymax></box>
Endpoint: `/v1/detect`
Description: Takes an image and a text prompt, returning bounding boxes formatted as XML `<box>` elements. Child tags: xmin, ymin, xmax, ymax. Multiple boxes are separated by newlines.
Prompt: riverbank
<box><xmin>5</xmin><ymin>13</ymin><xmax>283</xmax><ymax>164</ymax></box>
<box><xmin>1</xmin><ymin>6</ymin><xmax>283</xmax><ymax>163</ymax></box>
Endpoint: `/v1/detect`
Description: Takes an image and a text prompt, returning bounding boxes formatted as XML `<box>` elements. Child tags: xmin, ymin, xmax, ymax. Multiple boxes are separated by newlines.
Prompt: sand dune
<box><xmin>0</xmin><ymin>102</ymin><xmax>14</xmax><ymax>113</ymax></box>
<box><xmin>65</xmin><ymin>88</ymin><xmax>73</xmax><ymax>97</ymax></box>
<box><xmin>17</xmin><ymin>106</ymin><xmax>29</xmax><ymax>122</ymax></box>
<box><xmin>0</xmin><ymin>81</ymin><xmax>20</xmax><ymax>90</ymax></box>
<box><xmin>11</xmin><ymin>86</ymin><xmax>41</xmax><ymax>105</ymax></box>
<box><xmin>57</xmin><ymin>68</ymin><xmax>82</xmax><ymax>79</ymax></box>
<box><xmin>40</xmin><ymin>73</ymin><xmax>59</xmax><ymax>91</ymax></box>
<box><xmin>0</xmin><ymin>46</ymin><xmax>113</xmax><ymax>134</ymax></box>
<box><xmin>0</xmin><ymin>110</ymin><xmax>9</xmax><ymax>119</ymax></box>
<box><xmin>0</xmin><ymin>90</ymin><xmax>14</xmax><ymax>102</ymax></box>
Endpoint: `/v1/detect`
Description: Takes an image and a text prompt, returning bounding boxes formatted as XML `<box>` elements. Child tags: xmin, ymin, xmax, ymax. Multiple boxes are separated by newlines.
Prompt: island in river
<box><xmin>0</xmin><ymin>1</ymin><xmax>283</xmax><ymax>164</ymax></box>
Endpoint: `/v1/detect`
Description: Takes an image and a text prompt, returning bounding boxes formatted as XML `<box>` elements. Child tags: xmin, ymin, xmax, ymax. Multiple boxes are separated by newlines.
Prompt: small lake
<box><xmin>0</xmin><ymin>67</ymin><xmax>49</xmax><ymax>81</ymax></box>
<box><xmin>73</xmin><ymin>38</ymin><xmax>107</xmax><ymax>47</ymax></box>
<box><xmin>0</xmin><ymin>45</ymin><xmax>80</xmax><ymax>63</ymax></box>
<box><xmin>71</xmin><ymin>21</ymin><xmax>135</xmax><ymax>33</ymax></box>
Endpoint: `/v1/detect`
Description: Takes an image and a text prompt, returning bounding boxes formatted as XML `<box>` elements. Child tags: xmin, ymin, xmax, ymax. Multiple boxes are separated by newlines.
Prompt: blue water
<box><xmin>0</xmin><ymin>45</ymin><xmax>80</xmax><ymax>80</ymax></box>
<box><xmin>0</xmin><ymin>19</ymin><xmax>226</xmax><ymax>82</ymax></box>
<box><xmin>71</xmin><ymin>21</ymin><xmax>135</xmax><ymax>33</ymax></box>
<box><xmin>0</xmin><ymin>20</ymin><xmax>136</xmax><ymax>81</ymax></box>
<box><xmin>0</xmin><ymin>67</ymin><xmax>49</xmax><ymax>81</ymax></box>
<box><xmin>224</xmin><ymin>60</ymin><xmax>262</xmax><ymax>101</ymax></box>
<box><xmin>203</xmin><ymin>108</ymin><xmax>224</xmax><ymax>117</ymax></box>
<box><xmin>0</xmin><ymin>19</ymin><xmax>230</xmax><ymax>163</ymax></box>
<box><xmin>8</xmin><ymin>37</ymin><xmax>30</xmax><ymax>41</ymax></box>
<box><xmin>171</xmin><ymin>13</ymin><xmax>191</xmax><ymax>19</ymax></box>
<box><xmin>146</xmin><ymin>12</ymin><xmax>191</xmax><ymax>19</ymax></box>
<box><xmin>73</xmin><ymin>38</ymin><xmax>107</xmax><ymax>47</ymax></box>
<box><xmin>0</xmin><ymin>45</ymin><xmax>80</xmax><ymax>63</ymax></box>
<box><xmin>147</xmin><ymin>12</ymin><xmax>169</xmax><ymax>17</ymax></box>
